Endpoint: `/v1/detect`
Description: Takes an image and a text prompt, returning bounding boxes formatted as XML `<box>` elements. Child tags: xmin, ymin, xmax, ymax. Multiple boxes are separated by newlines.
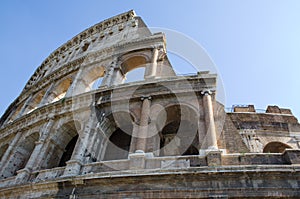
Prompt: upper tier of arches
<box><xmin>0</xmin><ymin>10</ymin><xmax>176</xmax><ymax>126</ymax></box>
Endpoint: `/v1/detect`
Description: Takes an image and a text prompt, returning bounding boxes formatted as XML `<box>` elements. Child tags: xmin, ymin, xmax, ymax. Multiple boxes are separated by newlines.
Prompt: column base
<box><xmin>135</xmin><ymin>150</ymin><xmax>145</xmax><ymax>153</ymax></box>
<box><xmin>129</xmin><ymin>152</ymin><xmax>154</xmax><ymax>170</ymax></box>
<box><xmin>15</xmin><ymin>168</ymin><xmax>31</xmax><ymax>184</ymax></box>
<box><xmin>62</xmin><ymin>160</ymin><xmax>82</xmax><ymax>177</ymax></box>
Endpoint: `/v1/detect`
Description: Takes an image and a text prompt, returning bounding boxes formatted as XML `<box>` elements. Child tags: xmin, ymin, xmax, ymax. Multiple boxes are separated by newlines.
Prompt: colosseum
<box><xmin>0</xmin><ymin>10</ymin><xmax>299</xmax><ymax>198</ymax></box>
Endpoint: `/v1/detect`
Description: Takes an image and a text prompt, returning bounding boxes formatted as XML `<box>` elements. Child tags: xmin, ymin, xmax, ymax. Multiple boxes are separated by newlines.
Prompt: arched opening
<box><xmin>102</xmin><ymin>112</ymin><xmax>134</xmax><ymax>161</ymax></box>
<box><xmin>263</xmin><ymin>141</ymin><xmax>292</xmax><ymax>153</ymax></box>
<box><xmin>47</xmin><ymin>77</ymin><xmax>73</xmax><ymax>103</ymax></box>
<box><xmin>24</xmin><ymin>90</ymin><xmax>46</xmax><ymax>114</ymax></box>
<box><xmin>103</xmin><ymin>126</ymin><xmax>132</xmax><ymax>161</ymax></box>
<box><xmin>121</xmin><ymin>56</ymin><xmax>147</xmax><ymax>83</ymax></box>
<box><xmin>58</xmin><ymin>134</ymin><xmax>79</xmax><ymax>167</ymax></box>
<box><xmin>41</xmin><ymin>121</ymin><xmax>80</xmax><ymax>169</ymax></box>
<box><xmin>1</xmin><ymin>132</ymin><xmax>39</xmax><ymax>179</ymax></box>
<box><xmin>73</xmin><ymin>66</ymin><xmax>106</xmax><ymax>95</ymax></box>
<box><xmin>91</xmin><ymin>77</ymin><xmax>104</xmax><ymax>90</ymax></box>
<box><xmin>88</xmin><ymin>67</ymin><xmax>105</xmax><ymax>90</ymax></box>
<box><xmin>124</xmin><ymin>67</ymin><xmax>146</xmax><ymax>83</ymax></box>
<box><xmin>157</xmin><ymin>105</ymin><xmax>199</xmax><ymax>156</ymax></box>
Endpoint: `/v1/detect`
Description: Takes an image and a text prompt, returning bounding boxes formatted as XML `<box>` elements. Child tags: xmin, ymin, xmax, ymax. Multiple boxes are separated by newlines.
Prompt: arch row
<box><xmin>263</xmin><ymin>141</ymin><xmax>292</xmax><ymax>153</ymax></box>
<box><xmin>23</xmin><ymin>10</ymin><xmax>136</xmax><ymax>91</ymax></box>
<box><xmin>0</xmin><ymin>98</ymin><xmax>206</xmax><ymax>180</ymax></box>
<box><xmin>0</xmin><ymin>92</ymin><xmax>297</xmax><ymax>183</ymax></box>
<box><xmin>3</xmin><ymin>47</ymin><xmax>174</xmax><ymax>125</ymax></box>
<box><xmin>89</xmin><ymin>100</ymin><xmax>204</xmax><ymax>162</ymax></box>
<box><xmin>0</xmin><ymin>118</ymin><xmax>84</xmax><ymax>179</ymax></box>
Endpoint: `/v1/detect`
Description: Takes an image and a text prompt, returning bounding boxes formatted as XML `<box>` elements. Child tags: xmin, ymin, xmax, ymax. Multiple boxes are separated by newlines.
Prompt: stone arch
<box><xmin>119</xmin><ymin>51</ymin><xmax>151</xmax><ymax>83</ymax></box>
<box><xmin>102</xmin><ymin>111</ymin><xmax>134</xmax><ymax>161</ymax></box>
<box><xmin>58</xmin><ymin>134</ymin><xmax>79</xmax><ymax>167</ymax></box>
<box><xmin>151</xmin><ymin>101</ymin><xmax>201</xmax><ymax>123</ymax></box>
<box><xmin>75</xmin><ymin>65</ymin><xmax>106</xmax><ymax>94</ymax></box>
<box><xmin>263</xmin><ymin>141</ymin><xmax>292</xmax><ymax>153</ymax></box>
<box><xmin>1</xmin><ymin>132</ymin><xmax>39</xmax><ymax>179</ymax></box>
<box><xmin>121</xmin><ymin>55</ymin><xmax>147</xmax><ymax>74</ymax></box>
<box><xmin>47</xmin><ymin>76</ymin><xmax>73</xmax><ymax>103</ymax></box>
<box><xmin>155</xmin><ymin>104</ymin><xmax>199</xmax><ymax>156</ymax></box>
<box><xmin>23</xmin><ymin>90</ymin><xmax>46</xmax><ymax>114</ymax></box>
<box><xmin>41</xmin><ymin>120</ymin><xmax>80</xmax><ymax>169</ymax></box>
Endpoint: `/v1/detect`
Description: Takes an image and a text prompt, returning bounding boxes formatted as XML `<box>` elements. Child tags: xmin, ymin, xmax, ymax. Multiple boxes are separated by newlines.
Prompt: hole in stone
<box><xmin>82</xmin><ymin>43</ymin><xmax>90</xmax><ymax>52</ymax></box>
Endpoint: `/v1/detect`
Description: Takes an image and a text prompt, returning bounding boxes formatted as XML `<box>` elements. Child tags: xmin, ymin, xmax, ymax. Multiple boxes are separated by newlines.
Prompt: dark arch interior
<box><xmin>103</xmin><ymin>127</ymin><xmax>132</xmax><ymax>161</ymax></box>
<box><xmin>183</xmin><ymin>145</ymin><xmax>199</xmax><ymax>156</ymax></box>
<box><xmin>263</xmin><ymin>141</ymin><xmax>292</xmax><ymax>153</ymax></box>
<box><xmin>41</xmin><ymin>121</ymin><xmax>80</xmax><ymax>169</ymax></box>
<box><xmin>58</xmin><ymin>135</ymin><xmax>79</xmax><ymax>167</ymax></box>
<box><xmin>159</xmin><ymin>120</ymin><xmax>198</xmax><ymax>156</ymax></box>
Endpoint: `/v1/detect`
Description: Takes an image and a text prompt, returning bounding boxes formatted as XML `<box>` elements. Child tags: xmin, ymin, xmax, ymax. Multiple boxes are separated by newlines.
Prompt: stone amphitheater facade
<box><xmin>0</xmin><ymin>10</ymin><xmax>300</xmax><ymax>198</ymax></box>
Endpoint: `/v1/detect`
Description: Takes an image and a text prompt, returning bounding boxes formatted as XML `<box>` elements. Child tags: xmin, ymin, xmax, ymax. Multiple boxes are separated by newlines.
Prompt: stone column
<box><xmin>201</xmin><ymin>90</ymin><xmax>218</xmax><ymax>150</ymax></box>
<box><xmin>129</xmin><ymin>123</ymin><xmax>140</xmax><ymax>153</ymax></box>
<box><xmin>135</xmin><ymin>96</ymin><xmax>151</xmax><ymax>153</ymax></box>
<box><xmin>104</xmin><ymin>58</ymin><xmax>118</xmax><ymax>87</ymax></box>
<box><xmin>129</xmin><ymin>96</ymin><xmax>152</xmax><ymax>170</ymax></box>
<box><xmin>109</xmin><ymin>58</ymin><xmax>126</xmax><ymax>86</ymax></box>
<box><xmin>63</xmin><ymin>114</ymin><xmax>96</xmax><ymax>176</ymax></box>
<box><xmin>0</xmin><ymin>131</ymin><xmax>22</xmax><ymax>173</ymax></box>
<box><xmin>146</xmin><ymin>48</ymin><xmax>159</xmax><ymax>78</ymax></box>
<box><xmin>30</xmin><ymin>116</ymin><xmax>56</xmax><ymax>171</ymax></box>
<box><xmin>24</xmin><ymin>141</ymin><xmax>44</xmax><ymax>170</ymax></box>
<box><xmin>18</xmin><ymin>95</ymin><xmax>34</xmax><ymax>116</ymax></box>
<box><xmin>15</xmin><ymin>140</ymin><xmax>44</xmax><ymax>184</ymax></box>
<box><xmin>151</xmin><ymin>48</ymin><xmax>159</xmax><ymax>77</ymax></box>
<box><xmin>67</xmin><ymin>67</ymin><xmax>83</xmax><ymax>96</ymax></box>
<box><xmin>40</xmin><ymin>82</ymin><xmax>55</xmax><ymax>105</ymax></box>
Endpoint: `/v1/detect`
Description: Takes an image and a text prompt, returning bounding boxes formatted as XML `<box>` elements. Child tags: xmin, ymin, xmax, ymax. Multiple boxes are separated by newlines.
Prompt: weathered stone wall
<box><xmin>0</xmin><ymin>10</ymin><xmax>299</xmax><ymax>199</ymax></box>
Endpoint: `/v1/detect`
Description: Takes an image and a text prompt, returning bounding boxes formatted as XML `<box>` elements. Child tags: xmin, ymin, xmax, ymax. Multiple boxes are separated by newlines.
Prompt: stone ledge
<box><xmin>1</xmin><ymin>165</ymin><xmax>300</xmax><ymax>198</ymax></box>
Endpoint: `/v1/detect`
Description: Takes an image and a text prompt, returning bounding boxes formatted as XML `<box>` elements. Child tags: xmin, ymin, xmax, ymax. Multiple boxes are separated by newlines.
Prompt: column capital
<box><xmin>201</xmin><ymin>89</ymin><xmax>212</xmax><ymax>96</ymax></box>
<box><xmin>140</xmin><ymin>96</ymin><xmax>152</xmax><ymax>101</ymax></box>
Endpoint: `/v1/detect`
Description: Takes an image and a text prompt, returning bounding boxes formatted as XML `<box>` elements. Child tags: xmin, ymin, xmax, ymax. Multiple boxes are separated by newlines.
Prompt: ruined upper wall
<box><xmin>232</xmin><ymin>105</ymin><xmax>294</xmax><ymax>115</ymax></box>
<box><xmin>22</xmin><ymin>10</ymin><xmax>152</xmax><ymax>93</ymax></box>
<box><xmin>0</xmin><ymin>10</ymin><xmax>175</xmax><ymax>126</ymax></box>
<box><xmin>228</xmin><ymin>104</ymin><xmax>299</xmax><ymax>132</ymax></box>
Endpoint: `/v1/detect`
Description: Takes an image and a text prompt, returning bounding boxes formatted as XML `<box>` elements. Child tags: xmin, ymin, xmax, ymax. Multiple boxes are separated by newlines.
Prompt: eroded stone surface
<box><xmin>0</xmin><ymin>10</ymin><xmax>299</xmax><ymax>198</ymax></box>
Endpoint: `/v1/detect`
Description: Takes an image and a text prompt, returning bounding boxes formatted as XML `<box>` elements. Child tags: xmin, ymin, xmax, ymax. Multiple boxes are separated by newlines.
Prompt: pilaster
<box><xmin>201</xmin><ymin>90</ymin><xmax>218</xmax><ymax>150</ymax></box>
<box><xmin>145</xmin><ymin>47</ymin><xmax>159</xmax><ymax>79</ymax></box>
<box><xmin>135</xmin><ymin>96</ymin><xmax>151</xmax><ymax>153</ymax></box>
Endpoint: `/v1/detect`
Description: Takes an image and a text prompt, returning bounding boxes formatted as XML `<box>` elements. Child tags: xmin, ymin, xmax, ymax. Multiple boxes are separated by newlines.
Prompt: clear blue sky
<box><xmin>1</xmin><ymin>1</ymin><xmax>300</xmax><ymax>119</ymax></box>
